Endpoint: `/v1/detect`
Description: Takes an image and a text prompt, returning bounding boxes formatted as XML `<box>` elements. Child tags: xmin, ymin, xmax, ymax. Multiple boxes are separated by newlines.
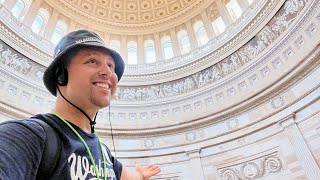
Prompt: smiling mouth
<box><xmin>94</xmin><ymin>82</ymin><xmax>110</xmax><ymax>90</ymax></box>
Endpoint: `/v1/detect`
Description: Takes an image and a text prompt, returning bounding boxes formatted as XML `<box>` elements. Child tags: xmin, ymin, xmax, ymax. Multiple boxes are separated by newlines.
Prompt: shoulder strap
<box><xmin>31</xmin><ymin>114</ymin><xmax>61</xmax><ymax>179</ymax></box>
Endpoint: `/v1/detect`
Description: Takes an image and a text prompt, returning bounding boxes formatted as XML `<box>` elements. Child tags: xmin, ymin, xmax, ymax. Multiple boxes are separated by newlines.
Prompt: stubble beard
<box><xmin>90</xmin><ymin>93</ymin><xmax>111</xmax><ymax>108</ymax></box>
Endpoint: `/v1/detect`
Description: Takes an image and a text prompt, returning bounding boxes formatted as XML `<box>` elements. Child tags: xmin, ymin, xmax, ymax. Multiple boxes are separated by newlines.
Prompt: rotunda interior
<box><xmin>0</xmin><ymin>0</ymin><xmax>320</xmax><ymax>179</ymax></box>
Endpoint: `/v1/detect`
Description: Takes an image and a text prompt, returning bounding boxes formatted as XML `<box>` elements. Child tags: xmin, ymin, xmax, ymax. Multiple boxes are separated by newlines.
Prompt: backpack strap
<box><xmin>30</xmin><ymin>114</ymin><xmax>61</xmax><ymax>179</ymax></box>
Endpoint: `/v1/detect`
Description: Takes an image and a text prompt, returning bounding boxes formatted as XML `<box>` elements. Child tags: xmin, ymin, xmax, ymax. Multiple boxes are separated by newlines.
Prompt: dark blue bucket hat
<box><xmin>43</xmin><ymin>29</ymin><xmax>125</xmax><ymax>96</ymax></box>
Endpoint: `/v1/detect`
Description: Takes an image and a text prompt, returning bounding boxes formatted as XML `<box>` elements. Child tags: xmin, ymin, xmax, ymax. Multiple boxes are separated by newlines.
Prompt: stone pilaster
<box><xmin>170</xmin><ymin>28</ymin><xmax>181</xmax><ymax>57</ymax></box>
<box><xmin>153</xmin><ymin>32</ymin><xmax>163</xmax><ymax>61</ymax></box>
<box><xmin>217</xmin><ymin>1</ymin><xmax>233</xmax><ymax>26</ymax></box>
<box><xmin>22</xmin><ymin>0</ymin><xmax>42</xmax><ymax>26</ymax></box>
<box><xmin>280</xmin><ymin>114</ymin><xmax>320</xmax><ymax>180</ymax></box>
<box><xmin>186</xmin><ymin>148</ymin><xmax>205</xmax><ymax>180</ymax></box>
<box><xmin>120</xmin><ymin>35</ymin><xmax>128</xmax><ymax>63</ymax></box>
<box><xmin>200</xmin><ymin>11</ymin><xmax>215</xmax><ymax>40</ymax></box>
<box><xmin>43</xmin><ymin>9</ymin><xmax>59</xmax><ymax>40</ymax></box>
<box><xmin>185</xmin><ymin>20</ymin><xmax>198</xmax><ymax>50</ymax></box>
<box><xmin>137</xmin><ymin>35</ymin><xmax>144</xmax><ymax>64</ymax></box>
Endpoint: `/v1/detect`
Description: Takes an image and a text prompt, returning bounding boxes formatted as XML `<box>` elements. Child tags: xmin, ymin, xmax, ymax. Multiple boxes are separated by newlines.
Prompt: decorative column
<box><xmin>137</xmin><ymin>35</ymin><xmax>145</xmax><ymax>64</ymax></box>
<box><xmin>22</xmin><ymin>0</ymin><xmax>42</xmax><ymax>26</ymax></box>
<box><xmin>43</xmin><ymin>9</ymin><xmax>59</xmax><ymax>40</ymax></box>
<box><xmin>280</xmin><ymin>114</ymin><xmax>320</xmax><ymax>180</ymax></box>
<box><xmin>169</xmin><ymin>28</ymin><xmax>181</xmax><ymax>57</ymax></box>
<box><xmin>153</xmin><ymin>32</ymin><xmax>163</xmax><ymax>61</ymax></box>
<box><xmin>186</xmin><ymin>21</ymin><xmax>198</xmax><ymax>49</ymax></box>
<box><xmin>120</xmin><ymin>35</ymin><xmax>128</xmax><ymax>64</ymax></box>
<box><xmin>200</xmin><ymin>11</ymin><xmax>215</xmax><ymax>40</ymax></box>
<box><xmin>216</xmin><ymin>1</ymin><xmax>233</xmax><ymax>27</ymax></box>
<box><xmin>186</xmin><ymin>148</ymin><xmax>205</xmax><ymax>180</ymax></box>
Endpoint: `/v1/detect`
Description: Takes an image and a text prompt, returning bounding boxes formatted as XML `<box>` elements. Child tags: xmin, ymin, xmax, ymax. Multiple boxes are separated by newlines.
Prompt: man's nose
<box><xmin>99</xmin><ymin>64</ymin><xmax>112</xmax><ymax>77</ymax></box>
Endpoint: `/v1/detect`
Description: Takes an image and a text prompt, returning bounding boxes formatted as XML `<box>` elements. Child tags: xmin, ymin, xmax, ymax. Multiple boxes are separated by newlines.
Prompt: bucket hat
<box><xmin>43</xmin><ymin>29</ymin><xmax>125</xmax><ymax>96</ymax></box>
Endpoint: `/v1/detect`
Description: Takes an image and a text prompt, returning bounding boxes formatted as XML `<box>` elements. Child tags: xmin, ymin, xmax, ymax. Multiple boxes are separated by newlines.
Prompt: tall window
<box><xmin>212</xmin><ymin>17</ymin><xmax>226</xmax><ymax>35</ymax></box>
<box><xmin>161</xmin><ymin>35</ymin><xmax>174</xmax><ymax>59</ymax></box>
<box><xmin>11</xmin><ymin>0</ymin><xmax>25</xmax><ymax>19</ymax></box>
<box><xmin>51</xmin><ymin>21</ymin><xmax>68</xmax><ymax>45</ymax></box>
<box><xmin>110</xmin><ymin>40</ymin><xmax>121</xmax><ymax>53</ymax></box>
<box><xmin>193</xmin><ymin>20</ymin><xmax>209</xmax><ymax>46</ymax></box>
<box><xmin>144</xmin><ymin>39</ymin><xmax>156</xmax><ymax>63</ymax></box>
<box><xmin>31</xmin><ymin>8</ymin><xmax>49</xmax><ymax>35</ymax></box>
<box><xmin>177</xmin><ymin>30</ymin><xmax>191</xmax><ymax>54</ymax></box>
<box><xmin>127</xmin><ymin>41</ymin><xmax>137</xmax><ymax>64</ymax></box>
<box><xmin>226</xmin><ymin>0</ymin><xmax>243</xmax><ymax>22</ymax></box>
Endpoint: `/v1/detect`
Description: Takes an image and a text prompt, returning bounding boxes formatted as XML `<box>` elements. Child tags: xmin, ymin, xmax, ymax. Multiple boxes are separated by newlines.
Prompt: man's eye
<box><xmin>89</xmin><ymin>59</ymin><xmax>96</xmax><ymax>63</ymax></box>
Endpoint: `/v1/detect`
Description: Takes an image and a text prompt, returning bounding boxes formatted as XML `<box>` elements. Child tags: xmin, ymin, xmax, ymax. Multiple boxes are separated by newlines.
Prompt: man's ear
<box><xmin>56</xmin><ymin>67</ymin><xmax>68</xmax><ymax>86</ymax></box>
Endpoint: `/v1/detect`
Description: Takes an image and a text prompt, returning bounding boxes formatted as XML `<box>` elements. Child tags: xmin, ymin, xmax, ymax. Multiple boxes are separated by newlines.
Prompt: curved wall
<box><xmin>0</xmin><ymin>0</ymin><xmax>320</xmax><ymax>179</ymax></box>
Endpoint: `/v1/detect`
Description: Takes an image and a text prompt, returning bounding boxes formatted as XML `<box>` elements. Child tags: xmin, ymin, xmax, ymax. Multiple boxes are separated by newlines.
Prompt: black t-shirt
<box><xmin>0</xmin><ymin>113</ymin><xmax>122</xmax><ymax>180</ymax></box>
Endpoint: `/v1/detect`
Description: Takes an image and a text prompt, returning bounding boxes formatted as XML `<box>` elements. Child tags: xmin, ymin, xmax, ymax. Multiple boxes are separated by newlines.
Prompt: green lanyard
<box><xmin>52</xmin><ymin>112</ymin><xmax>107</xmax><ymax>179</ymax></box>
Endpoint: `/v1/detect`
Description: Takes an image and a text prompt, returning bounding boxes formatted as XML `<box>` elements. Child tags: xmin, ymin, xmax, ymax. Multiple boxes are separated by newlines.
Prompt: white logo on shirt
<box><xmin>68</xmin><ymin>152</ymin><xmax>116</xmax><ymax>180</ymax></box>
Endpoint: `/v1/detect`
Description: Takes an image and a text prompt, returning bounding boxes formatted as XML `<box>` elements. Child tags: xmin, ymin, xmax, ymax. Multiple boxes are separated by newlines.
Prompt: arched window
<box><xmin>51</xmin><ymin>20</ymin><xmax>68</xmax><ymax>45</ymax></box>
<box><xmin>161</xmin><ymin>35</ymin><xmax>174</xmax><ymax>60</ymax></box>
<box><xmin>11</xmin><ymin>0</ymin><xmax>25</xmax><ymax>19</ymax></box>
<box><xmin>31</xmin><ymin>8</ymin><xmax>49</xmax><ymax>35</ymax></box>
<box><xmin>177</xmin><ymin>30</ymin><xmax>191</xmax><ymax>54</ymax></box>
<box><xmin>127</xmin><ymin>41</ymin><xmax>137</xmax><ymax>64</ymax></box>
<box><xmin>144</xmin><ymin>39</ymin><xmax>156</xmax><ymax>63</ymax></box>
<box><xmin>212</xmin><ymin>17</ymin><xmax>226</xmax><ymax>35</ymax></box>
<box><xmin>226</xmin><ymin>0</ymin><xmax>243</xmax><ymax>22</ymax></box>
<box><xmin>193</xmin><ymin>20</ymin><xmax>209</xmax><ymax>46</ymax></box>
<box><xmin>110</xmin><ymin>40</ymin><xmax>121</xmax><ymax>53</ymax></box>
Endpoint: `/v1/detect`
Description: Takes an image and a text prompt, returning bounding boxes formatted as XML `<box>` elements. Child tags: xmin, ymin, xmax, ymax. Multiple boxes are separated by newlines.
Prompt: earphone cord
<box><xmin>57</xmin><ymin>86</ymin><xmax>97</xmax><ymax>133</ymax></box>
<box><xmin>108</xmin><ymin>105</ymin><xmax>117</xmax><ymax>158</ymax></box>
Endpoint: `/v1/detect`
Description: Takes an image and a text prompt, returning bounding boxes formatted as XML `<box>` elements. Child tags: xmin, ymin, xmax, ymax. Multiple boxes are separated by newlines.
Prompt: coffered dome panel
<box><xmin>45</xmin><ymin>0</ymin><xmax>205</xmax><ymax>31</ymax></box>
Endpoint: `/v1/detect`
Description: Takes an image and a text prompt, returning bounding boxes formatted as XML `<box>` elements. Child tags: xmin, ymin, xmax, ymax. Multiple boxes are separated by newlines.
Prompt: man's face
<box><xmin>63</xmin><ymin>48</ymin><xmax>118</xmax><ymax>110</ymax></box>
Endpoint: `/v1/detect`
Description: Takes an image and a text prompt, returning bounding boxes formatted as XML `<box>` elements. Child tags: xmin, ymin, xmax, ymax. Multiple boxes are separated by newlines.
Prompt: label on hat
<box><xmin>75</xmin><ymin>37</ymin><xmax>103</xmax><ymax>44</ymax></box>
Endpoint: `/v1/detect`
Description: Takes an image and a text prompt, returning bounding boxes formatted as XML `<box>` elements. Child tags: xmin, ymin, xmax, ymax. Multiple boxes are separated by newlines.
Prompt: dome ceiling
<box><xmin>45</xmin><ymin>0</ymin><xmax>207</xmax><ymax>33</ymax></box>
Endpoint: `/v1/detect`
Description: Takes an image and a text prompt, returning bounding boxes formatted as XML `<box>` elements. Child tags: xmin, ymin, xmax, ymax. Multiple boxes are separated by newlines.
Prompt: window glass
<box><xmin>161</xmin><ymin>36</ymin><xmax>174</xmax><ymax>59</ymax></box>
<box><xmin>212</xmin><ymin>17</ymin><xmax>226</xmax><ymax>35</ymax></box>
<box><xmin>110</xmin><ymin>40</ymin><xmax>121</xmax><ymax>53</ymax></box>
<box><xmin>31</xmin><ymin>15</ymin><xmax>43</xmax><ymax>34</ymax></box>
<box><xmin>193</xmin><ymin>21</ymin><xmax>209</xmax><ymax>46</ymax></box>
<box><xmin>127</xmin><ymin>41</ymin><xmax>137</xmax><ymax>64</ymax></box>
<box><xmin>177</xmin><ymin>30</ymin><xmax>191</xmax><ymax>54</ymax></box>
<box><xmin>144</xmin><ymin>39</ymin><xmax>156</xmax><ymax>63</ymax></box>
<box><xmin>12</xmin><ymin>0</ymin><xmax>24</xmax><ymax>18</ymax></box>
<box><xmin>51</xmin><ymin>21</ymin><xmax>68</xmax><ymax>45</ymax></box>
<box><xmin>226</xmin><ymin>0</ymin><xmax>243</xmax><ymax>22</ymax></box>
